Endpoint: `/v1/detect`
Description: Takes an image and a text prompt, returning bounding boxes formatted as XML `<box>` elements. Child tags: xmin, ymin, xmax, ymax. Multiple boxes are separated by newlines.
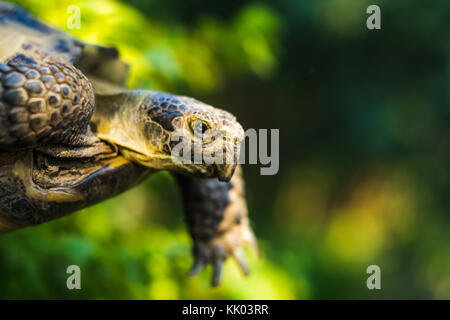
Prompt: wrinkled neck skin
<box><xmin>94</xmin><ymin>91</ymin><xmax>159</xmax><ymax>160</ymax></box>
<box><xmin>92</xmin><ymin>90</ymin><xmax>182</xmax><ymax>172</ymax></box>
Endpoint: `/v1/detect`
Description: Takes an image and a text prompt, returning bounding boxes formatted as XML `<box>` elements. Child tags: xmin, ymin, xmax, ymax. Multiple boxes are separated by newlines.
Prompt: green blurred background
<box><xmin>0</xmin><ymin>0</ymin><xmax>449</xmax><ymax>299</ymax></box>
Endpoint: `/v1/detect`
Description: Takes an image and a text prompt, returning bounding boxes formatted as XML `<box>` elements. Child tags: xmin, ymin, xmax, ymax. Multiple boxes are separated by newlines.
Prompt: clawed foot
<box><xmin>188</xmin><ymin>220</ymin><xmax>259</xmax><ymax>286</ymax></box>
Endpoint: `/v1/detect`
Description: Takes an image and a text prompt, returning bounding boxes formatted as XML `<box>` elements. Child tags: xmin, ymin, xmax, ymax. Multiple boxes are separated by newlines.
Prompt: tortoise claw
<box><xmin>232</xmin><ymin>247</ymin><xmax>250</xmax><ymax>276</ymax></box>
<box><xmin>211</xmin><ymin>260</ymin><xmax>224</xmax><ymax>286</ymax></box>
<box><xmin>188</xmin><ymin>258</ymin><xmax>205</xmax><ymax>276</ymax></box>
<box><xmin>242</xmin><ymin>225</ymin><xmax>260</xmax><ymax>258</ymax></box>
<box><xmin>188</xmin><ymin>222</ymin><xmax>258</xmax><ymax>285</ymax></box>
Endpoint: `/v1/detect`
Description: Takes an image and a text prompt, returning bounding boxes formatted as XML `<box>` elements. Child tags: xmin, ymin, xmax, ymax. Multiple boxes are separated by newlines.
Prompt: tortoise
<box><xmin>0</xmin><ymin>2</ymin><xmax>258</xmax><ymax>286</ymax></box>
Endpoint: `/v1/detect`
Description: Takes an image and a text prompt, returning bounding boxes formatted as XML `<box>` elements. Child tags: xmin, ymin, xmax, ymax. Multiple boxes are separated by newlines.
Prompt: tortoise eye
<box><xmin>191</xmin><ymin>120</ymin><xmax>208</xmax><ymax>136</ymax></box>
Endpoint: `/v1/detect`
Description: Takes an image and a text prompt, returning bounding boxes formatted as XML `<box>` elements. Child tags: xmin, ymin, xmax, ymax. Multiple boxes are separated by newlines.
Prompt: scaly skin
<box><xmin>176</xmin><ymin>166</ymin><xmax>258</xmax><ymax>285</ymax></box>
<box><xmin>93</xmin><ymin>90</ymin><xmax>244</xmax><ymax>181</ymax></box>
<box><xmin>0</xmin><ymin>59</ymin><xmax>94</xmax><ymax>149</ymax></box>
<box><xmin>0</xmin><ymin>2</ymin><xmax>258</xmax><ymax>285</ymax></box>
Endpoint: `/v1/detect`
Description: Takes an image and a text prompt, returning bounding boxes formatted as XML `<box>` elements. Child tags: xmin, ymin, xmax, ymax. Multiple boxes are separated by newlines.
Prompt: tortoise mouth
<box><xmin>215</xmin><ymin>163</ymin><xmax>237</xmax><ymax>182</ymax></box>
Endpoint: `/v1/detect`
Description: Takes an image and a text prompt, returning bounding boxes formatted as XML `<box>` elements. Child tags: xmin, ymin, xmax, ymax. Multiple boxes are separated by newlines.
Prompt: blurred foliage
<box><xmin>11</xmin><ymin>0</ymin><xmax>281</xmax><ymax>92</ymax></box>
<box><xmin>1</xmin><ymin>0</ymin><xmax>450</xmax><ymax>299</ymax></box>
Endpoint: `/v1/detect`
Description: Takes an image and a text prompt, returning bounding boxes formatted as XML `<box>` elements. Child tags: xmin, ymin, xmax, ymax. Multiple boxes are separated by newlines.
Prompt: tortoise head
<box><xmin>93</xmin><ymin>90</ymin><xmax>245</xmax><ymax>181</ymax></box>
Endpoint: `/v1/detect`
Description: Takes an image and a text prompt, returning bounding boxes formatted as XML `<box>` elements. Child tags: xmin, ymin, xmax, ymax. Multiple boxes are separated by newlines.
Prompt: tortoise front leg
<box><xmin>175</xmin><ymin>166</ymin><xmax>258</xmax><ymax>286</ymax></box>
